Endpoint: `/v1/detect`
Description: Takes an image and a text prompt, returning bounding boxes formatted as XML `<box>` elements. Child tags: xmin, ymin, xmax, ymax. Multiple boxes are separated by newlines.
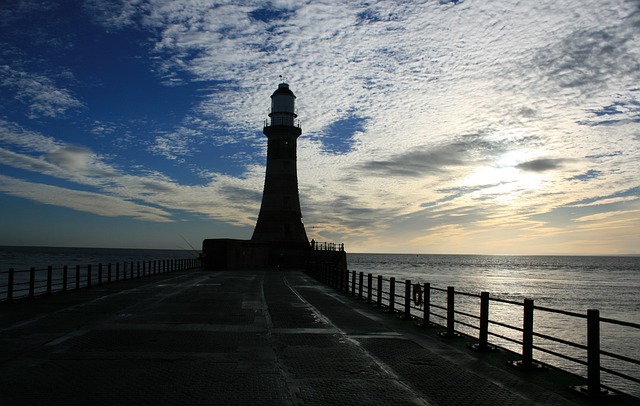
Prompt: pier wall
<box><xmin>201</xmin><ymin>238</ymin><xmax>346</xmax><ymax>270</ymax></box>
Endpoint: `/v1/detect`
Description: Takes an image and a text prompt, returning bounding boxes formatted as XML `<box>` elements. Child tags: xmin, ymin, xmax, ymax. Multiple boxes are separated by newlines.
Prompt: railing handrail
<box><xmin>310</xmin><ymin>241</ymin><xmax>345</xmax><ymax>252</ymax></box>
<box><xmin>264</xmin><ymin>117</ymin><xmax>302</xmax><ymax>128</ymax></box>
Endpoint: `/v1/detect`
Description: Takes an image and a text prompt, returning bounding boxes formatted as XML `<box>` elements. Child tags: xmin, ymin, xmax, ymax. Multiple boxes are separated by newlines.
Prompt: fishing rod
<box><xmin>177</xmin><ymin>233</ymin><xmax>199</xmax><ymax>259</ymax></box>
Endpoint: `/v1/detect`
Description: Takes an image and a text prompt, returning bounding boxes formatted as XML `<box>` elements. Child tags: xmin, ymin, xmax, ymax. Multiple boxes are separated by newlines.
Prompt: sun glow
<box><xmin>461</xmin><ymin>148</ymin><xmax>543</xmax><ymax>203</ymax></box>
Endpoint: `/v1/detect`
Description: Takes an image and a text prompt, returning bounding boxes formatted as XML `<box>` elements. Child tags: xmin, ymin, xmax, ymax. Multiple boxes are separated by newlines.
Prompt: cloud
<box><xmin>90</xmin><ymin>120</ymin><xmax>118</xmax><ymax>135</ymax></box>
<box><xmin>574</xmin><ymin>209</ymin><xmax>640</xmax><ymax>223</ymax></box>
<box><xmin>360</xmin><ymin>145</ymin><xmax>466</xmax><ymax>177</ymax></box>
<box><xmin>0</xmin><ymin>175</ymin><xmax>173</xmax><ymax>222</ymax></box>
<box><xmin>565</xmin><ymin>169</ymin><xmax>603</xmax><ymax>182</ymax></box>
<box><xmin>531</xmin><ymin>21</ymin><xmax>640</xmax><ymax>95</ymax></box>
<box><xmin>0</xmin><ymin>119</ymin><xmax>61</xmax><ymax>152</ymax></box>
<box><xmin>0</xmin><ymin>66</ymin><xmax>83</xmax><ymax>118</ymax></box>
<box><xmin>516</xmin><ymin>158</ymin><xmax>570</xmax><ymax>172</ymax></box>
<box><xmin>83</xmin><ymin>0</ymin><xmax>148</xmax><ymax>30</ymax></box>
<box><xmin>46</xmin><ymin>146</ymin><xmax>95</xmax><ymax>171</ymax></box>
<box><xmin>570</xmin><ymin>195</ymin><xmax>638</xmax><ymax>208</ymax></box>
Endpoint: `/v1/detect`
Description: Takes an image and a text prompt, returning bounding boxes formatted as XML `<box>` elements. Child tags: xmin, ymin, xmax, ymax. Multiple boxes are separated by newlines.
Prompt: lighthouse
<box><xmin>251</xmin><ymin>82</ymin><xmax>310</xmax><ymax>252</ymax></box>
<box><xmin>202</xmin><ymin>82</ymin><xmax>346</xmax><ymax>270</ymax></box>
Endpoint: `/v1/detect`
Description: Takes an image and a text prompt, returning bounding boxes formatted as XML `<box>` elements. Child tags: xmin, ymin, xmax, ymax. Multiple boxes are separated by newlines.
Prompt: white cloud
<box><xmin>0</xmin><ymin>66</ymin><xmax>84</xmax><ymax>118</ymax></box>
<box><xmin>0</xmin><ymin>174</ymin><xmax>173</xmax><ymax>222</ymax></box>
<box><xmin>570</xmin><ymin>196</ymin><xmax>639</xmax><ymax>208</ymax></box>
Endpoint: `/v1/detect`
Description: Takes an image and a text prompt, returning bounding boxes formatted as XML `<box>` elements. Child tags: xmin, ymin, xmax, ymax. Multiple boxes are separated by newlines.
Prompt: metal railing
<box><xmin>310</xmin><ymin>241</ymin><xmax>345</xmax><ymax>251</ymax></box>
<box><xmin>1</xmin><ymin>258</ymin><xmax>199</xmax><ymax>303</ymax></box>
<box><xmin>307</xmin><ymin>265</ymin><xmax>640</xmax><ymax>400</ymax></box>
<box><xmin>264</xmin><ymin>117</ymin><xmax>301</xmax><ymax>128</ymax></box>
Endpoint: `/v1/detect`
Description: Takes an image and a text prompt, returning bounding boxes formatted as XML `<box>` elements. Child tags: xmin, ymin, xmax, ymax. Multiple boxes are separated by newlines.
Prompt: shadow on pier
<box><xmin>1</xmin><ymin>268</ymin><xmax>636</xmax><ymax>405</ymax></box>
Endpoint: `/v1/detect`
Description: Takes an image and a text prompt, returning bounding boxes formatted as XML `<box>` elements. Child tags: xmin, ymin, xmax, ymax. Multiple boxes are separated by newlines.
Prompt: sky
<box><xmin>0</xmin><ymin>0</ymin><xmax>639</xmax><ymax>255</ymax></box>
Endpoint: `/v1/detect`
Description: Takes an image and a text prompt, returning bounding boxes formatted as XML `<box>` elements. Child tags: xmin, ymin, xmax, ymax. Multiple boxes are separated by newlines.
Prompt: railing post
<box><xmin>587</xmin><ymin>309</ymin><xmax>601</xmax><ymax>397</ymax></box>
<box><xmin>421</xmin><ymin>282</ymin><xmax>430</xmax><ymax>327</ymax></box>
<box><xmin>98</xmin><ymin>264</ymin><xmax>103</xmax><ymax>286</ymax></box>
<box><xmin>7</xmin><ymin>268</ymin><xmax>14</xmax><ymax>302</ymax></box>
<box><xmin>46</xmin><ymin>266</ymin><xmax>53</xmax><ymax>295</ymax></box>
<box><xmin>402</xmin><ymin>280</ymin><xmax>411</xmax><ymax>319</ymax></box>
<box><xmin>87</xmin><ymin>265</ymin><xmax>92</xmax><ymax>288</ymax></box>
<box><xmin>107</xmin><ymin>263</ymin><xmax>112</xmax><ymax>283</ymax></box>
<box><xmin>143</xmin><ymin>261</ymin><xmax>146</xmax><ymax>277</ymax></box>
<box><xmin>388</xmin><ymin>277</ymin><xmax>396</xmax><ymax>313</ymax></box>
<box><xmin>446</xmin><ymin>286</ymin><xmax>455</xmax><ymax>337</ymax></box>
<box><xmin>358</xmin><ymin>272</ymin><xmax>364</xmax><ymax>299</ymax></box>
<box><xmin>63</xmin><ymin>265</ymin><xmax>68</xmax><ymax>291</ymax></box>
<box><xmin>29</xmin><ymin>267</ymin><xmax>35</xmax><ymax>298</ymax></box>
<box><xmin>123</xmin><ymin>262</ymin><xmax>127</xmax><ymax>281</ymax></box>
<box><xmin>522</xmin><ymin>298</ymin><xmax>534</xmax><ymax>368</ymax></box>
<box><xmin>345</xmin><ymin>270</ymin><xmax>350</xmax><ymax>292</ymax></box>
<box><xmin>367</xmin><ymin>273</ymin><xmax>373</xmax><ymax>303</ymax></box>
<box><xmin>137</xmin><ymin>261</ymin><xmax>141</xmax><ymax>278</ymax></box>
<box><xmin>377</xmin><ymin>275</ymin><xmax>383</xmax><ymax>307</ymax></box>
<box><xmin>478</xmin><ymin>292</ymin><xmax>490</xmax><ymax>350</ymax></box>
<box><xmin>115</xmin><ymin>262</ymin><xmax>120</xmax><ymax>282</ymax></box>
<box><xmin>75</xmin><ymin>265</ymin><xmax>80</xmax><ymax>289</ymax></box>
<box><xmin>351</xmin><ymin>270</ymin><xmax>356</xmax><ymax>295</ymax></box>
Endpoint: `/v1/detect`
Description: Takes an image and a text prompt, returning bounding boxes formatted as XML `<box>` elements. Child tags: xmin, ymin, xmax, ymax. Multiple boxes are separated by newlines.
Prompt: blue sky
<box><xmin>1</xmin><ymin>0</ymin><xmax>639</xmax><ymax>255</ymax></box>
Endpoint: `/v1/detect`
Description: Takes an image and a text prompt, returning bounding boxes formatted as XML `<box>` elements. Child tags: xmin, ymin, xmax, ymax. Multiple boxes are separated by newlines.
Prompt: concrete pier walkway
<box><xmin>0</xmin><ymin>269</ymin><xmax>622</xmax><ymax>405</ymax></box>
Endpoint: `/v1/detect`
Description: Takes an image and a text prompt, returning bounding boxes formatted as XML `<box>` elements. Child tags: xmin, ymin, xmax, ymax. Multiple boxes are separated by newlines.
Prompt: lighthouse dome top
<box><xmin>272</xmin><ymin>82</ymin><xmax>295</xmax><ymax>98</ymax></box>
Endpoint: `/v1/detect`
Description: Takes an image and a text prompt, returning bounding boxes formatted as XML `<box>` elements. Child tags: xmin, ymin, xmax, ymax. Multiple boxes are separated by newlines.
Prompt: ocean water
<box><xmin>346</xmin><ymin>253</ymin><xmax>640</xmax><ymax>321</ymax></box>
<box><xmin>1</xmin><ymin>247</ymin><xmax>638</xmax><ymax>397</ymax></box>
<box><xmin>0</xmin><ymin>246</ymin><xmax>199</xmax><ymax>272</ymax></box>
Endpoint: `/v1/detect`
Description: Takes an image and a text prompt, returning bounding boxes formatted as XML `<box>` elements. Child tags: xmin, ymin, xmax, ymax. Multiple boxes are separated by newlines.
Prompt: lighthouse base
<box><xmin>202</xmin><ymin>239</ymin><xmax>312</xmax><ymax>269</ymax></box>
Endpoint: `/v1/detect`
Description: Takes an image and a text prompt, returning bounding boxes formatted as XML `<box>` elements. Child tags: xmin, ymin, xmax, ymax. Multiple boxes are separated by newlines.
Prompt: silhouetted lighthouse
<box><xmin>251</xmin><ymin>82</ymin><xmax>309</xmax><ymax>250</ymax></box>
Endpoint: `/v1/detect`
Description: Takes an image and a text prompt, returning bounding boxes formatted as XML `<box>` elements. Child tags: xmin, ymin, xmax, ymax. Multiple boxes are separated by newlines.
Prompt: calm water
<box><xmin>1</xmin><ymin>247</ymin><xmax>638</xmax><ymax>397</ymax></box>
<box><xmin>0</xmin><ymin>246</ymin><xmax>198</xmax><ymax>271</ymax></box>
<box><xmin>347</xmin><ymin>253</ymin><xmax>640</xmax><ymax>321</ymax></box>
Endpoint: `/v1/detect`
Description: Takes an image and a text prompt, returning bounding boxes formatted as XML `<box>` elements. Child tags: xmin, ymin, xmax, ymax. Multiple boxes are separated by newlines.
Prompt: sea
<box><xmin>0</xmin><ymin>247</ymin><xmax>638</xmax><ymax>397</ymax></box>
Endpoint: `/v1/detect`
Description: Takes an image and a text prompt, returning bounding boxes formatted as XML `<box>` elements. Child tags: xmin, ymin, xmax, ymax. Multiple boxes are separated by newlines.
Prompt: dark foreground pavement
<box><xmin>0</xmin><ymin>269</ymin><xmax>628</xmax><ymax>405</ymax></box>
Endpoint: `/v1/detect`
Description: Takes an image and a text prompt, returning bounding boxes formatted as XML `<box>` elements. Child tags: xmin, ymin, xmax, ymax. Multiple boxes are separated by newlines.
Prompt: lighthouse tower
<box><xmin>251</xmin><ymin>82</ymin><xmax>310</xmax><ymax>251</ymax></box>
